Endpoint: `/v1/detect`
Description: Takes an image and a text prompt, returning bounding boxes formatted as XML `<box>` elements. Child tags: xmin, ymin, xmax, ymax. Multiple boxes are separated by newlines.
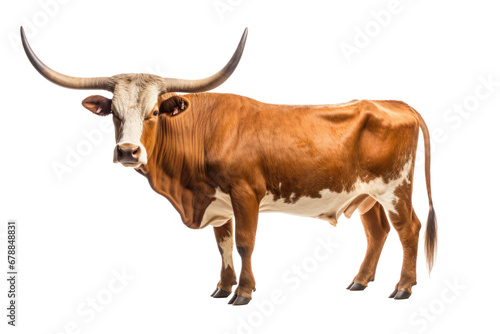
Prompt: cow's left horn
<box><xmin>162</xmin><ymin>28</ymin><xmax>248</xmax><ymax>93</ymax></box>
<box><xmin>20</xmin><ymin>27</ymin><xmax>114</xmax><ymax>91</ymax></box>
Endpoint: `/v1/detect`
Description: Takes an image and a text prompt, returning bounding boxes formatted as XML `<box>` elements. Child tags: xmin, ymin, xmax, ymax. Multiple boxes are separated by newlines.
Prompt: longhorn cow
<box><xmin>21</xmin><ymin>27</ymin><xmax>436</xmax><ymax>305</ymax></box>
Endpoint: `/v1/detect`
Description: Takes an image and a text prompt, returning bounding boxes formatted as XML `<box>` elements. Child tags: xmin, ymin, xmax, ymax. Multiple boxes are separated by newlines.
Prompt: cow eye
<box><xmin>153</xmin><ymin>111</ymin><xmax>158</xmax><ymax>116</ymax></box>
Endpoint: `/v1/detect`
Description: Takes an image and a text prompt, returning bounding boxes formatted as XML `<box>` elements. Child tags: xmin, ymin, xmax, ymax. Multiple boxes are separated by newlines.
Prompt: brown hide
<box><xmin>139</xmin><ymin>93</ymin><xmax>420</xmax><ymax>229</ymax></box>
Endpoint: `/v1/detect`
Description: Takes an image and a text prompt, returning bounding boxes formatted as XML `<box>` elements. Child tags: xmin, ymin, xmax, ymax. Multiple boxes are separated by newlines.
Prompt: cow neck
<box><xmin>140</xmin><ymin>106</ymin><xmax>214</xmax><ymax>229</ymax></box>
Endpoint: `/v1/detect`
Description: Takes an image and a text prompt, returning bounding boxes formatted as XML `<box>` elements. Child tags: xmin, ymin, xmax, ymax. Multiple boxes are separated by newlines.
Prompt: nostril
<box><xmin>132</xmin><ymin>147</ymin><xmax>140</xmax><ymax>158</ymax></box>
<box><xmin>117</xmin><ymin>146</ymin><xmax>123</xmax><ymax>157</ymax></box>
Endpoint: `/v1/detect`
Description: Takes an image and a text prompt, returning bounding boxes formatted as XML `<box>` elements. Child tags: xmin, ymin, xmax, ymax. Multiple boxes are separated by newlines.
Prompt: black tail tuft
<box><xmin>425</xmin><ymin>202</ymin><xmax>437</xmax><ymax>273</ymax></box>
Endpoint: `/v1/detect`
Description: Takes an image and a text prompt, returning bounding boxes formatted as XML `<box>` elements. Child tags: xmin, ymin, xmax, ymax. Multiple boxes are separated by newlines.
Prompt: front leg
<box><xmin>228</xmin><ymin>184</ymin><xmax>259</xmax><ymax>306</ymax></box>
<box><xmin>211</xmin><ymin>219</ymin><xmax>237</xmax><ymax>298</ymax></box>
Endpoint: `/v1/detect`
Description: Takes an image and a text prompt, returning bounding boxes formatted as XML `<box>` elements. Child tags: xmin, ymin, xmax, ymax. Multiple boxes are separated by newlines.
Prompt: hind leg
<box><xmin>387</xmin><ymin>198</ymin><xmax>421</xmax><ymax>300</ymax></box>
<box><xmin>347</xmin><ymin>202</ymin><xmax>391</xmax><ymax>291</ymax></box>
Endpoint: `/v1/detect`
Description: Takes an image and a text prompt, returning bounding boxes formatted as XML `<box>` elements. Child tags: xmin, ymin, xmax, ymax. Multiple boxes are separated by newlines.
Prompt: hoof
<box><xmin>394</xmin><ymin>290</ymin><xmax>412</xmax><ymax>300</ymax></box>
<box><xmin>228</xmin><ymin>294</ymin><xmax>251</xmax><ymax>305</ymax></box>
<box><xmin>233</xmin><ymin>295</ymin><xmax>252</xmax><ymax>306</ymax></box>
<box><xmin>389</xmin><ymin>289</ymin><xmax>411</xmax><ymax>299</ymax></box>
<box><xmin>348</xmin><ymin>282</ymin><xmax>366</xmax><ymax>291</ymax></box>
<box><xmin>211</xmin><ymin>288</ymin><xmax>232</xmax><ymax>298</ymax></box>
<box><xmin>228</xmin><ymin>294</ymin><xmax>238</xmax><ymax>304</ymax></box>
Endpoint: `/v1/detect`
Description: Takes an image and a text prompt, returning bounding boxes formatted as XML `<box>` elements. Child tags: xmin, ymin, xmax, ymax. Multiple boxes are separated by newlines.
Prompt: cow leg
<box><xmin>211</xmin><ymin>219</ymin><xmax>237</xmax><ymax>298</ymax></box>
<box><xmin>387</xmin><ymin>197</ymin><xmax>421</xmax><ymax>300</ymax></box>
<box><xmin>347</xmin><ymin>202</ymin><xmax>390</xmax><ymax>291</ymax></box>
<box><xmin>227</xmin><ymin>185</ymin><xmax>259</xmax><ymax>306</ymax></box>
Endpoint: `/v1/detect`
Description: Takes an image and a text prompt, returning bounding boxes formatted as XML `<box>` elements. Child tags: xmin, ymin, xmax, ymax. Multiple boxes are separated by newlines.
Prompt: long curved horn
<box><xmin>162</xmin><ymin>28</ymin><xmax>248</xmax><ymax>93</ymax></box>
<box><xmin>20</xmin><ymin>27</ymin><xmax>114</xmax><ymax>91</ymax></box>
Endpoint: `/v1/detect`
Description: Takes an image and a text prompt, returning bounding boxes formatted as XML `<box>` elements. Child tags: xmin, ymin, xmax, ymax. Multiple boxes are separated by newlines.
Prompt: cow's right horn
<box><xmin>161</xmin><ymin>28</ymin><xmax>248</xmax><ymax>93</ymax></box>
<box><xmin>20</xmin><ymin>27</ymin><xmax>114</xmax><ymax>91</ymax></box>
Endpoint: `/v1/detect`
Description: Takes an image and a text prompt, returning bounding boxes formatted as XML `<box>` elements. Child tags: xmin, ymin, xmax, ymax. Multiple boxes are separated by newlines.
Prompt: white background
<box><xmin>1</xmin><ymin>0</ymin><xmax>499</xmax><ymax>333</ymax></box>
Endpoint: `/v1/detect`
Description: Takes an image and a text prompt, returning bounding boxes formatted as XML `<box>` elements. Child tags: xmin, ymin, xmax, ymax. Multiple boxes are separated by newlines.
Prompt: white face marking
<box><xmin>219</xmin><ymin>236</ymin><xmax>234</xmax><ymax>269</ymax></box>
<box><xmin>110</xmin><ymin>74</ymin><xmax>164</xmax><ymax>167</ymax></box>
<box><xmin>200</xmin><ymin>159</ymin><xmax>413</xmax><ymax>227</ymax></box>
<box><xmin>113</xmin><ymin>114</ymin><xmax>148</xmax><ymax>165</ymax></box>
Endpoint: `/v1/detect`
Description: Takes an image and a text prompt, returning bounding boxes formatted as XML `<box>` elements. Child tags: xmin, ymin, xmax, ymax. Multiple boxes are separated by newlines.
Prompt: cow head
<box><xmin>21</xmin><ymin>27</ymin><xmax>247</xmax><ymax>168</ymax></box>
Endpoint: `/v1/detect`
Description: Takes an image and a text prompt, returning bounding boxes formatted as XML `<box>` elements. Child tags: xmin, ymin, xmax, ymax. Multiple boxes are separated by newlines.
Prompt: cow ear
<box><xmin>82</xmin><ymin>95</ymin><xmax>112</xmax><ymax>116</ymax></box>
<box><xmin>159</xmin><ymin>95</ymin><xmax>189</xmax><ymax>116</ymax></box>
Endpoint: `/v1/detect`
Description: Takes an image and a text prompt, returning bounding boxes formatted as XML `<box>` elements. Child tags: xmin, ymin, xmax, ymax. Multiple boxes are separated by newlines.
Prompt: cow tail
<box><xmin>412</xmin><ymin>108</ymin><xmax>437</xmax><ymax>274</ymax></box>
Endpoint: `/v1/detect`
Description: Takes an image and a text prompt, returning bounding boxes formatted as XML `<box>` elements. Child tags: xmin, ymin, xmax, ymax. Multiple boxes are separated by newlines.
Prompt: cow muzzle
<box><xmin>115</xmin><ymin>143</ymin><xmax>146</xmax><ymax>167</ymax></box>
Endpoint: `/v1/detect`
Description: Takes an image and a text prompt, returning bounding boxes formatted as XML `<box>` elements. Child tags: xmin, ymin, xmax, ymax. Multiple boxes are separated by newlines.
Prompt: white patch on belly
<box><xmin>219</xmin><ymin>236</ymin><xmax>233</xmax><ymax>269</ymax></box>
<box><xmin>200</xmin><ymin>160</ymin><xmax>412</xmax><ymax>227</ymax></box>
<box><xmin>362</xmin><ymin>160</ymin><xmax>412</xmax><ymax>214</ymax></box>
